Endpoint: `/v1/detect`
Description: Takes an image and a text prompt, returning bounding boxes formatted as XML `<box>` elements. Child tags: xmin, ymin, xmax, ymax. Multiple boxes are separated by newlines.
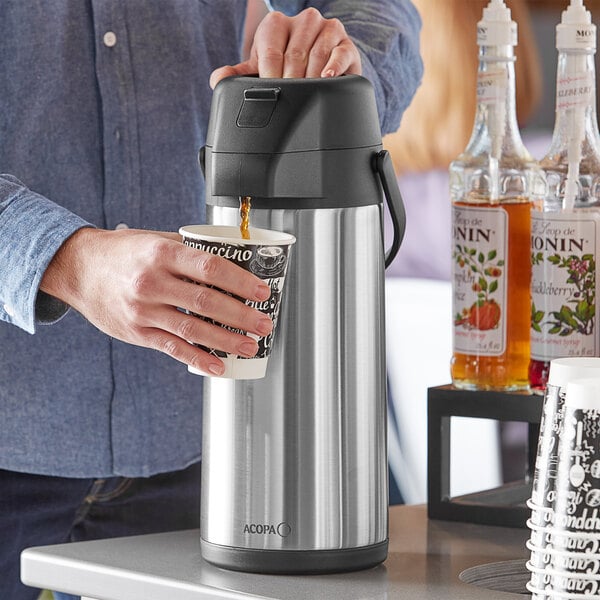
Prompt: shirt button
<box><xmin>103</xmin><ymin>31</ymin><xmax>117</xmax><ymax>47</ymax></box>
<box><xmin>115</xmin><ymin>222</ymin><xmax>129</xmax><ymax>230</ymax></box>
<box><xmin>3</xmin><ymin>303</ymin><xmax>15</xmax><ymax>318</ymax></box>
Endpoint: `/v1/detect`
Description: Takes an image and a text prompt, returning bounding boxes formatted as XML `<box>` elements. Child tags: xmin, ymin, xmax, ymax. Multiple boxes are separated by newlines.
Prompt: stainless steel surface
<box><xmin>201</xmin><ymin>205</ymin><xmax>388</xmax><ymax>552</ymax></box>
<box><xmin>21</xmin><ymin>505</ymin><xmax>531</xmax><ymax>600</ymax></box>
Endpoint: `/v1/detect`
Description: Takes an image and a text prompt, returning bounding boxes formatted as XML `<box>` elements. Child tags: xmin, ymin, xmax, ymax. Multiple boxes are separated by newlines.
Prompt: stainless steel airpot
<box><xmin>199</xmin><ymin>75</ymin><xmax>405</xmax><ymax>574</ymax></box>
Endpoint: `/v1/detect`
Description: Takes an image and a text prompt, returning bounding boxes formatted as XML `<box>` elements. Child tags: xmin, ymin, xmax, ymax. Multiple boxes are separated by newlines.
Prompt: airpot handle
<box><xmin>374</xmin><ymin>150</ymin><xmax>406</xmax><ymax>268</ymax></box>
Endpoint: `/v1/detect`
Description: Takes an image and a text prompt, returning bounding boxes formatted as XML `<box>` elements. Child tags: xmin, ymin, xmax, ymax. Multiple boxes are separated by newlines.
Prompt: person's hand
<box><xmin>40</xmin><ymin>228</ymin><xmax>273</xmax><ymax>376</ymax></box>
<box><xmin>210</xmin><ymin>8</ymin><xmax>361</xmax><ymax>88</ymax></box>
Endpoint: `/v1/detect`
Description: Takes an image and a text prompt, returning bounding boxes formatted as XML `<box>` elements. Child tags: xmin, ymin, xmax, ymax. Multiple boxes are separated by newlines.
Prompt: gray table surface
<box><xmin>21</xmin><ymin>504</ymin><xmax>531</xmax><ymax>600</ymax></box>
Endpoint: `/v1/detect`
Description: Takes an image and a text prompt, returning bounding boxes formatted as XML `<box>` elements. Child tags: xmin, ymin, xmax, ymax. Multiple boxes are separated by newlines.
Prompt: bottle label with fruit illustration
<box><xmin>530</xmin><ymin>212</ymin><xmax>598</xmax><ymax>361</ymax></box>
<box><xmin>452</xmin><ymin>205</ymin><xmax>508</xmax><ymax>356</ymax></box>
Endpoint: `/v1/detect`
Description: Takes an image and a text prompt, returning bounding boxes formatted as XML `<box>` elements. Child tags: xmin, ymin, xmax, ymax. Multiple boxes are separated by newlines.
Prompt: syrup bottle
<box><xmin>529</xmin><ymin>0</ymin><xmax>600</xmax><ymax>394</ymax></box>
<box><xmin>450</xmin><ymin>0</ymin><xmax>540</xmax><ymax>391</ymax></box>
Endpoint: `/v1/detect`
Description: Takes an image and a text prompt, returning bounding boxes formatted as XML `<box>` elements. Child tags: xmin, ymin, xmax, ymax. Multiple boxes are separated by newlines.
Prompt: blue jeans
<box><xmin>0</xmin><ymin>462</ymin><xmax>201</xmax><ymax>600</ymax></box>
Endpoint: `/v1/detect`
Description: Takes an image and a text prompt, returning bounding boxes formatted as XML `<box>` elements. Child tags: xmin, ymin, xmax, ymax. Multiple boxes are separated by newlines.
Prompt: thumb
<box><xmin>209</xmin><ymin>61</ymin><xmax>258</xmax><ymax>89</ymax></box>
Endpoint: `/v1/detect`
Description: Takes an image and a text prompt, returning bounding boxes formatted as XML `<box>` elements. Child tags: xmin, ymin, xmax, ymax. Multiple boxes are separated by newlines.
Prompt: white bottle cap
<box><xmin>548</xmin><ymin>357</ymin><xmax>600</xmax><ymax>389</ymax></box>
<box><xmin>564</xmin><ymin>377</ymin><xmax>600</xmax><ymax>409</ymax></box>
<box><xmin>477</xmin><ymin>0</ymin><xmax>517</xmax><ymax>47</ymax></box>
<box><xmin>556</xmin><ymin>0</ymin><xmax>596</xmax><ymax>51</ymax></box>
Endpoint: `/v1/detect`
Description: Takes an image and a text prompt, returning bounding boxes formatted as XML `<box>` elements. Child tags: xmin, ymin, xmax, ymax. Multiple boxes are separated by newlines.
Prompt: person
<box><xmin>0</xmin><ymin>2</ymin><xmax>423</xmax><ymax>599</ymax></box>
<box><xmin>383</xmin><ymin>0</ymin><xmax>542</xmax><ymax>280</ymax></box>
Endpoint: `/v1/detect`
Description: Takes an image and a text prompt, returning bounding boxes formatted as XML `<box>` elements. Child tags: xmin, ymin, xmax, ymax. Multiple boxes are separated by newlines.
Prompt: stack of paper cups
<box><xmin>529</xmin><ymin>359</ymin><xmax>600</xmax><ymax>516</ymax></box>
<box><xmin>526</xmin><ymin>365</ymin><xmax>600</xmax><ymax>599</ymax></box>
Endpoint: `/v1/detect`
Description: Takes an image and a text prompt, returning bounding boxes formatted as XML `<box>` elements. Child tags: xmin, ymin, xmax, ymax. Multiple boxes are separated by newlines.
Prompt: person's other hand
<box><xmin>40</xmin><ymin>228</ymin><xmax>273</xmax><ymax>376</ymax></box>
<box><xmin>210</xmin><ymin>8</ymin><xmax>361</xmax><ymax>88</ymax></box>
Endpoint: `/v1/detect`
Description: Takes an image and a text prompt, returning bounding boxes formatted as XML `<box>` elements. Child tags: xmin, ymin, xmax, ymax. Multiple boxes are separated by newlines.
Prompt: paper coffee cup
<box><xmin>527</xmin><ymin>540</ymin><xmax>600</xmax><ymax>577</ymax></box>
<box><xmin>179</xmin><ymin>225</ymin><xmax>295</xmax><ymax>379</ymax></box>
<box><xmin>551</xmin><ymin>379</ymin><xmax>600</xmax><ymax>535</ymax></box>
<box><xmin>527</xmin><ymin>580</ymin><xmax>600</xmax><ymax>599</ymax></box>
<box><xmin>528</xmin><ymin>520</ymin><xmax>600</xmax><ymax>547</ymax></box>
<box><xmin>532</xmin><ymin>359</ymin><xmax>600</xmax><ymax>508</ymax></box>
<box><xmin>527</xmin><ymin>539</ymin><xmax>600</xmax><ymax>560</ymax></box>
<box><xmin>528</xmin><ymin>559</ymin><xmax>600</xmax><ymax>584</ymax></box>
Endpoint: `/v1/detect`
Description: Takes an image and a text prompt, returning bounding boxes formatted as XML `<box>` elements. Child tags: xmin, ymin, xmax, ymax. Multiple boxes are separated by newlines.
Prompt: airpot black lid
<box><xmin>205</xmin><ymin>75</ymin><xmax>383</xmax><ymax>154</ymax></box>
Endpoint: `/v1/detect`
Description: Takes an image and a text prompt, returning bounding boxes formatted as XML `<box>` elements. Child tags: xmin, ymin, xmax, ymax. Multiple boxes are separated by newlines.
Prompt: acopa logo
<box><xmin>243</xmin><ymin>522</ymin><xmax>292</xmax><ymax>537</ymax></box>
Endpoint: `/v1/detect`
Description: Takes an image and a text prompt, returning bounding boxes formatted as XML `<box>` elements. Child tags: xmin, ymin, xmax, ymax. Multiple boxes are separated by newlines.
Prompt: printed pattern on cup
<box><xmin>552</xmin><ymin>407</ymin><xmax>600</xmax><ymax>534</ymax></box>
<box><xmin>182</xmin><ymin>237</ymin><xmax>291</xmax><ymax>361</ymax></box>
<box><xmin>529</xmin><ymin>565</ymin><xmax>600</xmax><ymax>596</ymax></box>
<box><xmin>527</xmin><ymin>370</ymin><xmax>600</xmax><ymax>598</ymax></box>
<box><xmin>528</xmin><ymin>522</ymin><xmax>600</xmax><ymax>555</ymax></box>
<box><xmin>527</xmin><ymin>539</ymin><xmax>600</xmax><ymax>576</ymax></box>
<box><xmin>526</xmin><ymin>580</ymin><xmax>600</xmax><ymax>600</ymax></box>
<box><xmin>532</xmin><ymin>384</ymin><xmax>566</xmax><ymax>507</ymax></box>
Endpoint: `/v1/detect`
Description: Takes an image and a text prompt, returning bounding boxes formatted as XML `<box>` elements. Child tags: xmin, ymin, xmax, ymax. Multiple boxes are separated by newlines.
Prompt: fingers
<box><xmin>209</xmin><ymin>63</ymin><xmax>253</xmax><ymax>89</ymax></box>
<box><xmin>137</xmin><ymin>293</ymin><xmax>269</xmax><ymax>377</ymax></box>
<box><xmin>139</xmin><ymin>326</ymin><xmax>246</xmax><ymax>377</ymax></box>
<box><xmin>302</xmin><ymin>16</ymin><xmax>349</xmax><ymax>78</ymax></box>
<box><xmin>177</xmin><ymin>248</ymin><xmax>272</xmax><ymax>307</ymax></box>
<box><xmin>254</xmin><ymin>9</ymin><xmax>361</xmax><ymax>79</ymax></box>
<box><xmin>161</xmin><ymin>309</ymin><xmax>261</xmax><ymax>358</ymax></box>
<box><xmin>176</xmin><ymin>279</ymin><xmax>273</xmax><ymax>339</ymax></box>
<box><xmin>252</xmin><ymin>11</ymin><xmax>290</xmax><ymax>78</ymax></box>
<box><xmin>318</xmin><ymin>38</ymin><xmax>362</xmax><ymax>79</ymax></box>
<box><xmin>209</xmin><ymin>8</ymin><xmax>361</xmax><ymax>87</ymax></box>
<box><xmin>150</xmin><ymin>239</ymin><xmax>273</xmax><ymax>333</ymax></box>
<box><xmin>143</xmin><ymin>307</ymin><xmax>263</xmax><ymax>376</ymax></box>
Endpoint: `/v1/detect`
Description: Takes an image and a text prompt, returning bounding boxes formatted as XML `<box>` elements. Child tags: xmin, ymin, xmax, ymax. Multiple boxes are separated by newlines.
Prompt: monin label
<box><xmin>530</xmin><ymin>212</ymin><xmax>598</xmax><ymax>361</ymax></box>
<box><xmin>452</xmin><ymin>205</ymin><xmax>508</xmax><ymax>356</ymax></box>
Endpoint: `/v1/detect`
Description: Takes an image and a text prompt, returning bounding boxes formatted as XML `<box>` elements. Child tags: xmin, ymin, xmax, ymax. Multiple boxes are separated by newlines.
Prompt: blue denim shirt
<box><xmin>0</xmin><ymin>0</ymin><xmax>422</xmax><ymax>477</ymax></box>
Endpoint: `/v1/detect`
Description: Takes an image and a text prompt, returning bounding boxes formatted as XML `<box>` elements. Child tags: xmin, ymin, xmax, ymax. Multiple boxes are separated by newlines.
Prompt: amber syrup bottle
<box><xmin>529</xmin><ymin>0</ymin><xmax>600</xmax><ymax>394</ymax></box>
<box><xmin>450</xmin><ymin>0</ymin><xmax>541</xmax><ymax>391</ymax></box>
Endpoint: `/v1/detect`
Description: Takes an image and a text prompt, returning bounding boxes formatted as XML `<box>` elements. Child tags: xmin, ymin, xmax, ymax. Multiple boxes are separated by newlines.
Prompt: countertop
<box><xmin>21</xmin><ymin>504</ymin><xmax>531</xmax><ymax>600</ymax></box>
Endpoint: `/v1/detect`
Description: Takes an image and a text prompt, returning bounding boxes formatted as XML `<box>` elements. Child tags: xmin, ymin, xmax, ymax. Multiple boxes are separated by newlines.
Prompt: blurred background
<box><xmin>248</xmin><ymin>0</ymin><xmax>599</xmax><ymax>505</ymax></box>
<box><xmin>382</xmin><ymin>0</ymin><xmax>600</xmax><ymax>504</ymax></box>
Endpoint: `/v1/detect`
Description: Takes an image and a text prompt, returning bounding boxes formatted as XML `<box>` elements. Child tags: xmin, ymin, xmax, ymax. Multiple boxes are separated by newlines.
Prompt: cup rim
<box><xmin>548</xmin><ymin>358</ymin><xmax>600</xmax><ymax>389</ymax></box>
<box><xmin>179</xmin><ymin>224</ymin><xmax>296</xmax><ymax>245</ymax></box>
<box><xmin>529</xmin><ymin>498</ymin><xmax>554</xmax><ymax>512</ymax></box>
<box><xmin>528</xmin><ymin>519</ymin><xmax>600</xmax><ymax>539</ymax></box>
<box><xmin>564</xmin><ymin>378</ymin><xmax>600</xmax><ymax>410</ymax></box>
<box><xmin>527</xmin><ymin>580</ymin><xmax>600</xmax><ymax>599</ymax></box>
<box><xmin>527</xmin><ymin>539</ymin><xmax>600</xmax><ymax>559</ymax></box>
<box><xmin>527</xmin><ymin>560</ymin><xmax>600</xmax><ymax>581</ymax></box>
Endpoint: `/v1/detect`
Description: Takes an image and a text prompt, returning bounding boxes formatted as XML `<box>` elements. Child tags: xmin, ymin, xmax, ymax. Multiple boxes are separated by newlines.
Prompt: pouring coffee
<box><xmin>239</xmin><ymin>196</ymin><xmax>251</xmax><ymax>239</ymax></box>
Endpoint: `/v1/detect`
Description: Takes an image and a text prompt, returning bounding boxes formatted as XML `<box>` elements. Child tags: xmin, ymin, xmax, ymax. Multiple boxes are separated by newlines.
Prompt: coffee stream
<box><xmin>240</xmin><ymin>196</ymin><xmax>251</xmax><ymax>240</ymax></box>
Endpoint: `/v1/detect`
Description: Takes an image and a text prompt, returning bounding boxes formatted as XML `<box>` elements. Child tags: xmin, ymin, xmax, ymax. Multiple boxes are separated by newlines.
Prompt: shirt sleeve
<box><xmin>267</xmin><ymin>0</ymin><xmax>424</xmax><ymax>135</ymax></box>
<box><xmin>0</xmin><ymin>174</ymin><xmax>93</xmax><ymax>333</ymax></box>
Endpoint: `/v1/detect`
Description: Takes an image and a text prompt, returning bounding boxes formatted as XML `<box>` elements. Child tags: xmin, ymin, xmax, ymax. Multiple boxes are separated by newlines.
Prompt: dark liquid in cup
<box><xmin>240</xmin><ymin>196</ymin><xmax>251</xmax><ymax>240</ymax></box>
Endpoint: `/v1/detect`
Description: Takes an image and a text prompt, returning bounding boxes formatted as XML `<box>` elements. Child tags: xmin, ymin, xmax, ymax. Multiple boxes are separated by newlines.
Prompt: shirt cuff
<box><xmin>0</xmin><ymin>177</ymin><xmax>92</xmax><ymax>333</ymax></box>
